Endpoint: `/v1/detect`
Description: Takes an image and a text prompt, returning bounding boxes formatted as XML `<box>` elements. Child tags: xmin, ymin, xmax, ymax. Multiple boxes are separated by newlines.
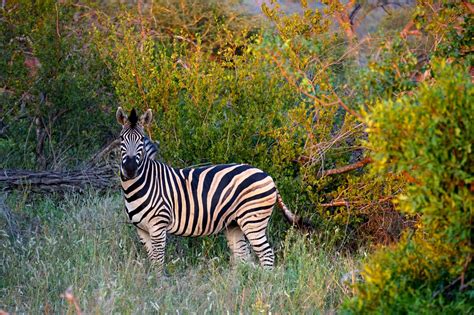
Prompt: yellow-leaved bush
<box><xmin>345</xmin><ymin>60</ymin><xmax>473</xmax><ymax>313</ymax></box>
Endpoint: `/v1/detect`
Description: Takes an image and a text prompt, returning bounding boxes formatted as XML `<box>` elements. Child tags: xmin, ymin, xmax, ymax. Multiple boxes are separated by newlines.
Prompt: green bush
<box><xmin>2</xmin><ymin>0</ymin><xmax>467</xmax><ymax>251</ymax></box>
<box><xmin>93</xmin><ymin>1</ymin><xmax>401</xmax><ymax>246</ymax></box>
<box><xmin>345</xmin><ymin>60</ymin><xmax>473</xmax><ymax>313</ymax></box>
<box><xmin>0</xmin><ymin>0</ymin><xmax>116</xmax><ymax>169</ymax></box>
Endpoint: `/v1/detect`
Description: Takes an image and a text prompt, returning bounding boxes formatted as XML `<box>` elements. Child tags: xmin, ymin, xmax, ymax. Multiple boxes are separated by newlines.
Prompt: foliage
<box><xmin>96</xmin><ymin>30</ymin><xmax>296</xmax><ymax>169</ymax></box>
<box><xmin>1</xmin><ymin>0</ymin><xmax>472</xmax><ymax>312</ymax></box>
<box><xmin>0</xmin><ymin>0</ymin><xmax>116</xmax><ymax>169</ymax></box>
<box><xmin>92</xmin><ymin>0</ymin><xmax>373</xmax><ymax>244</ymax></box>
<box><xmin>345</xmin><ymin>60</ymin><xmax>473</xmax><ymax>313</ymax></box>
<box><xmin>259</xmin><ymin>0</ymin><xmax>413</xmax><ymax>246</ymax></box>
<box><xmin>337</xmin><ymin>2</ymin><xmax>474</xmax><ymax>311</ymax></box>
<box><xmin>1</xmin><ymin>0</ymin><xmax>413</xmax><ymax>245</ymax></box>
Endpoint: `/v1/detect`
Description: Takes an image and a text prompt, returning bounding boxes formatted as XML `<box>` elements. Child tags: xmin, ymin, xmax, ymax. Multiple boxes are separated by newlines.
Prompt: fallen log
<box><xmin>0</xmin><ymin>167</ymin><xmax>118</xmax><ymax>193</ymax></box>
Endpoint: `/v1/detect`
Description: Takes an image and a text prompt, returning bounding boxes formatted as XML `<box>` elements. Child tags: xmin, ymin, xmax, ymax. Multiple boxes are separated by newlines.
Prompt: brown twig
<box><xmin>400</xmin><ymin>20</ymin><xmax>422</xmax><ymax>39</ymax></box>
<box><xmin>329</xmin><ymin>0</ymin><xmax>357</xmax><ymax>42</ymax></box>
<box><xmin>320</xmin><ymin>195</ymin><xmax>394</xmax><ymax>207</ymax></box>
<box><xmin>320</xmin><ymin>157</ymin><xmax>372</xmax><ymax>177</ymax></box>
<box><xmin>60</xmin><ymin>287</ymin><xmax>82</xmax><ymax>315</ymax></box>
<box><xmin>55</xmin><ymin>2</ymin><xmax>61</xmax><ymax>38</ymax></box>
<box><xmin>88</xmin><ymin>139</ymin><xmax>120</xmax><ymax>166</ymax></box>
<box><xmin>320</xmin><ymin>200</ymin><xmax>349</xmax><ymax>207</ymax></box>
<box><xmin>329</xmin><ymin>88</ymin><xmax>363</xmax><ymax>120</ymax></box>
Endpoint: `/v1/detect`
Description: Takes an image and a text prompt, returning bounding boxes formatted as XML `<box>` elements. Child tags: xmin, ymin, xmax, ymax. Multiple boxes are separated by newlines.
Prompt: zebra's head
<box><xmin>116</xmin><ymin>107</ymin><xmax>153</xmax><ymax>180</ymax></box>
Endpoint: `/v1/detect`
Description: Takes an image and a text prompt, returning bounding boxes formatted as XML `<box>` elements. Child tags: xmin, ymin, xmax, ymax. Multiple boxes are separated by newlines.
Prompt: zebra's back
<box><xmin>167</xmin><ymin>163</ymin><xmax>277</xmax><ymax>237</ymax></box>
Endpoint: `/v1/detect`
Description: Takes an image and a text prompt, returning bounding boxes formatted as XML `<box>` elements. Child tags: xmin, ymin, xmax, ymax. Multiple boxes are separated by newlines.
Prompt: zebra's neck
<box><xmin>120</xmin><ymin>158</ymin><xmax>180</xmax><ymax>193</ymax></box>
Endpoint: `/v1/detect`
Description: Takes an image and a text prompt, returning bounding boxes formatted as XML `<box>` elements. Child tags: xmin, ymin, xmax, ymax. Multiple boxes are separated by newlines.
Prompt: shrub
<box><xmin>345</xmin><ymin>60</ymin><xmax>473</xmax><ymax>313</ymax></box>
<box><xmin>0</xmin><ymin>0</ymin><xmax>116</xmax><ymax>169</ymax></box>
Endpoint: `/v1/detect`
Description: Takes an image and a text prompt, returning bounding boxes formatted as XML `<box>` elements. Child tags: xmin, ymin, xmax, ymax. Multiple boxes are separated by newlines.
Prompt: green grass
<box><xmin>1</xmin><ymin>191</ymin><xmax>359</xmax><ymax>313</ymax></box>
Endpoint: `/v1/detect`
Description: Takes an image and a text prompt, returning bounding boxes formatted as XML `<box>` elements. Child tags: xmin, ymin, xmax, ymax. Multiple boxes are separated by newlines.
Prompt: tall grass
<box><xmin>1</xmin><ymin>192</ymin><xmax>359</xmax><ymax>313</ymax></box>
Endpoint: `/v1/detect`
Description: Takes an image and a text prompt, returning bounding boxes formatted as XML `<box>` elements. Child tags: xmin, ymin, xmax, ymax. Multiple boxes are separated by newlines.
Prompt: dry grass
<box><xmin>0</xmin><ymin>191</ymin><xmax>360</xmax><ymax>313</ymax></box>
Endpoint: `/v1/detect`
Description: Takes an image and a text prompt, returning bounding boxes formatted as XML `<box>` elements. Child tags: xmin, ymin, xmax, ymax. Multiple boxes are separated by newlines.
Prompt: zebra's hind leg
<box><xmin>224</xmin><ymin>224</ymin><xmax>251</xmax><ymax>265</ymax></box>
<box><xmin>239</xmin><ymin>212</ymin><xmax>274</xmax><ymax>269</ymax></box>
<box><xmin>137</xmin><ymin>228</ymin><xmax>152</xmax><ymax>256</ymax></box>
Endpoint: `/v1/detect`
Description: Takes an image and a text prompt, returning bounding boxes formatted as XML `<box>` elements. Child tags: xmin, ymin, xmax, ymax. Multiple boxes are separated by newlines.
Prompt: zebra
<box><xmin>116</xmin><ymin>107</ymin><xmax>312</xmax><ymax>271</ymax></box>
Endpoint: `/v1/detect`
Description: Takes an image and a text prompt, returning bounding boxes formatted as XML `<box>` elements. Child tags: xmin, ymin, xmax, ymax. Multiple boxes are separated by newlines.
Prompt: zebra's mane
<box><xmin>143</xmin><ymin>135</ymin><xmax>159</xmax><ymax>160</ymax></box>
<box><xmin>129</xmin><ymin>108</ymin><xmax>139</xmax><ymax>128</ymax></box>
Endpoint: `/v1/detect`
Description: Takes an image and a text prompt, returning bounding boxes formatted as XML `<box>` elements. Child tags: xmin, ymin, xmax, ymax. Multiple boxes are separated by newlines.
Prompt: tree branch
<box><xmin>320</xmin><ymin>157</ymin><xmax>372</xmax><ymax>178</ymax></box>
<box><xmin>88</xmin><ymin>139</ymin><xmax>120</xmax><ymax>166</ymax></box>
<box><xmin>320</xmin><ymin>195</ymin><xmax>394</xmax><ymax>207</ymax></box>
<box><xmin>320</xmin><ymin>200</ymin><xmax>349</xmax><ymax>207</ymax></box>
<box><xmin>0</xmin><ymin>135</ymin><xmax>124</xmax><ymax>193</ymax></box>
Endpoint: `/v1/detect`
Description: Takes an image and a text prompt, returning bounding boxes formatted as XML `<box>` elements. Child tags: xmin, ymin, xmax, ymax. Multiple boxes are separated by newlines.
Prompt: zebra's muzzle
<box><xmin>122</xmin><ymin>156</ymin><xmax>139</xmax><ymax>179</ymax></box>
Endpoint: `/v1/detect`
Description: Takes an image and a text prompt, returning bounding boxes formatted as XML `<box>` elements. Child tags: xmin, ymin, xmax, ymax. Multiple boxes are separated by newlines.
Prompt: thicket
<box><xmin>1</xmin><ymin>0</ymin><xmax>404</xmax><ymax>245</ymax></box>
<box><xmin>1</xmin><ymin>0</ymin><xmax>472</xmax><ymax>312</ymax></box>
<box><xmin>89</xmin><ymin>0</ymin><xmax>414</xmax><ymax>246</ymax></box>
<box><xmin>0</xmin><ymin>0</ymin><xmax>116</xmax><ymax>169</ymax></box>
<box><xmin>346</xmin><ymin>59</ymin><xmax>473</xmax><ymax>313</ymax></box>
<box><xmin>343</xmin><ymin>4</ymin><xmax>473</xmax><ymax>313</ymax></box>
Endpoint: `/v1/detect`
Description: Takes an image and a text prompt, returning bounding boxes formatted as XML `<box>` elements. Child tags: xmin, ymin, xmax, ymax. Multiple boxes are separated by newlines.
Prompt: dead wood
<box><xmin>320</xmin><ymin>200</ymin><xmax>350</xmax><ymax>207</ymax></box>
<box><xmin>0</xmin><ymin>167</ymin><xmax>117</xmax><ymax>193</ymax></box>
<box><xmin>320</xmin><ymin>195</ymin><xmax>394</xmax><ymax>207</ymax></box>
<box><xmin>320</xmin><ymin>157</ymin><xmax>372</xmax><ymax>178</ymax></box>
<box><xmin>0</xmin><ymin>136</ymin><xmax>123</xmax><ymax>193</ymax></box>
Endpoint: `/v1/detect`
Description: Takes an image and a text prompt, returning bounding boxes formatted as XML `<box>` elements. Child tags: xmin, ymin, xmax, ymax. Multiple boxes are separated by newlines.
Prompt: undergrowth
<box><xmin>0</xmin><ymin>191</ymin><xmax>359</xmax><ymax>314</ymax></box>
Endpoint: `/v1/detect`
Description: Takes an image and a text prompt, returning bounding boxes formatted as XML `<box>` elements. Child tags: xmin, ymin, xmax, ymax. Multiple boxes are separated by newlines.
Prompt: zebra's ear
<box><xmin>140</xmin><ymin>109</ymin><xmax>153</xmax><ymax>127</ymax></box>
<box><xmin>116</xmin><ymin>107</ymin><xmax>128</xmax><ymax>126</ymax></box>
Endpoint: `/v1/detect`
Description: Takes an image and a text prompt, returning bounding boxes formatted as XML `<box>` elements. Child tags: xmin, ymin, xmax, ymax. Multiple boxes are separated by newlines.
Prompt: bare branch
<box><xmin>88</xmin><ymin>139</ymin><xmax>120</xmax><ymax>166</ymax></box>
<box><xmin>320</xmin><ymin>157</ymin><xmax>372</xmax><ymax>178</ymax></box>
<box><xmin>320</xmin><ymin>200</ymin><xmax>349</xmax><ymax>207</ymax></box>
<box><xmin>320</xmin><ymin>195</ymin><xmax>394</xmax><ymax>207</ymax></box>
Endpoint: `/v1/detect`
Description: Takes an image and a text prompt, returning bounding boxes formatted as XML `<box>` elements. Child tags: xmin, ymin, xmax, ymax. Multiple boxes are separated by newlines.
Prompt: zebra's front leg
<box><xmin>149</xmin><ymin>228</ymin><xmax>167</xmax><ymax>274</ymax></box>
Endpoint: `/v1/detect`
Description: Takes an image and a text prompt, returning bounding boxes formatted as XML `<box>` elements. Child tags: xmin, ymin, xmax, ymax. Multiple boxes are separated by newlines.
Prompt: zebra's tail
<box><xmin>276</xmin><ymin>191</ymin><xmax>314</xmax><ymax>231</ymax></box>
